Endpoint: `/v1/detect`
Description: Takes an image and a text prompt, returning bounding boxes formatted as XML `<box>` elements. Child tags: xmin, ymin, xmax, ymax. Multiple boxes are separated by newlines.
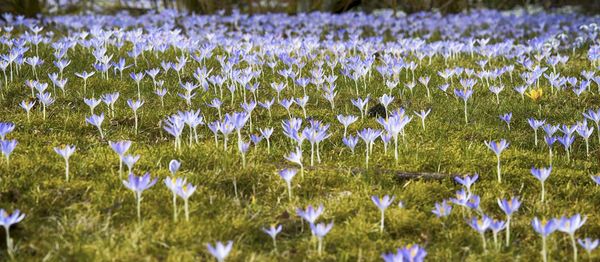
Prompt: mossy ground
<box><xmin>0</xmin><ymin>41</ymin><xmax>599</xmax><ymax>261</ymax></box>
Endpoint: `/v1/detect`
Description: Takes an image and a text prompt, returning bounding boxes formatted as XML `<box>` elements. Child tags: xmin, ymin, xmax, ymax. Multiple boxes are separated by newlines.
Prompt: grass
<box><xmin>0</xmin><ymin>23</ymin><xmax>599</xmax><ymax>262</ymax></box>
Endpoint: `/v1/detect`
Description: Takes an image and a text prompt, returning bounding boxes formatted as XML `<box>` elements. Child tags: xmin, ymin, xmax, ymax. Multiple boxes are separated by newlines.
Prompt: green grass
<box><xmin>0</xmin><ymin>42</ymin><xmax>599</xmax><ymax>262</ymax></box>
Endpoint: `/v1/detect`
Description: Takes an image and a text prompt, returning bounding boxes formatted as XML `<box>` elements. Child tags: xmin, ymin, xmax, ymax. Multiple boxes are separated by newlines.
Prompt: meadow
<box><xmin>0</xmin><ymin>8</ymin><xmax>599</xmax><ymax>261</ymax></box>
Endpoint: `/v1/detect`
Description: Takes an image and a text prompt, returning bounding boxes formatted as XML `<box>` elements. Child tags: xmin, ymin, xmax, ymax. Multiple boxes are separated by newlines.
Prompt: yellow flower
<box><xmin>526</xmin><ymin>88</ymin><xmax>543</xmax><ymax>102</ymax></box>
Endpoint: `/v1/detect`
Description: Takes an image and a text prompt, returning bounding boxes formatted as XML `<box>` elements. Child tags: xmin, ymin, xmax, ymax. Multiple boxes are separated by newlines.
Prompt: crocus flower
<box><xmin>592</xmin><ymin>175</ymin><xmax>600</xmax><ymax>185</ymax></box>
<box><xmin>454</xmin><ymin>173</ymin><xmax>478</xmax><ymax>195</ymax></box>
<box><xmin>432</xmin><ymin>200</ymin><xmax>452</xmax><ymax>218</ymax></box>
<box><xmin>578</xmin><ymin>238</ymin><xmax>599</xmax><ymax>259</ymax></box>
<box><xmin>558</xmin><ymin>214</ymin><xmax>587</xmax><ymax>262</ymax></box>
<box><xmin>468</xmin><ymin>215</ymin><xmax>492</xmax><ymax>252</ymax></box>
<box><xmin>122</xmin><ymin>154</ymin><xmax>140</xmax><ymax>175</ymax></box>
<box><xmin>122</xmin><ymin>173</ymin><xmax>157</xmax><ymax>222</ymax></box>
<box><xmin>0</xmin><ymin>209</ymin><xmax>25</xmax><ymax>257</ymax></box>
<box><xmin>532</xmin><ymin>217</ymin><xmax>558</xmax><ymax>262</ymax></box>
<box><xmin>36</xmin><ymin>92</ymin><xmax>55</xmax><ymax>120</ymax></box>
<box><xmin>381</xmin><ymin>244</ymin><xmax>427</xmax><ymax>262</ymax></box>
<box><xmin>127</xmin><ymin>99</ymin><xmax>144</xmax><ymax>134</ymax></box>
<box><xmin>130</xmin><ymin>72</ymin><xmax>145</xmax><ymax>100</ymax></box>
<box><xmin>497</xmin><ymin>197</ymin><xmax>521</xmax><ymax>247</ymax></box>
<box><xmin>176</xmin><ymin>182</ymin><xmax>196</xmax><ymax>222</ymax></box>
<box><xmin>400</xmin><ymin>244</ymin><xmax>427</xmax><ymax>262</ymax></box>
<box><xmin>19</xmin><ymin>100</ymin><xmax>35</xmax><ymax>122</ymax></box>
<box><xmin>238</xmin><ymin>140</ymin><xmax>250</xmax><ymax>168</ymax></box>
<box><xmin>262</xmin><ymin>224</ymin><xmax>283</xmax><ymax>251</ymax></box>
<box><xmin>371</xmin><ymin>195</ymin><xmax>395</xmax><ymax>233</ymax></box>
<box><xmin>285</xmin><ymin>147</ymin><xmax>304</xmax><ymax>178</ymax></box>
<box><xmin>165</xmin><ymin>176</ymin><xmax>186</xmax><ymax>222</ymax></box>
<box><xmin>259</xmin><ymin>128</ymin><xmax>273</xmax><ymax>153</ymax></box>
<box><xmin>279</xmin><ymin>168</ymin><xmax>297</xmax><ymax>200</ymax></box>
<box><xmin>169</xmin><ymin>159</ymin><xmax>181</xmax><ymax>176</ymax></box>
<box><xmin>576</xmin><ymin>123</ymin><xmax>594</xmax><ymax>158</ymax></box>
<box><xmin>0</xmin><ymin>122</ymin><xmax>15</xmax><ymax>141</ymax></box>
<box><xmin>54</xmin><ymin>145</ymin><xmax>76</xmax><ymax>181</ymax></box>
<box><xmin>206</xmin><ymin>241</ymin><xmax>233</xmax><ymax>262</ymax></box>
<box><xmin>357</xmin><ymin>128</ymin><xmax>381</xmax><ymax>168</ymax></box>
<box><xmin>531</xmin><ymin>166</ymin><xmax>552</xmax><ymax>203</ymax></box>
<box><xmin>75</xmin><ymin>71</ymin><xmax>94</xmax><ymax>94</ymax></box>
<box><xmin>528</xmin><ymin>118</ymin><xmax>546</xmax><ymax>146</ymax></box>
<box><xmin>109</xmin><ymin>140</ymin><xmax>131</xmax><ymax>178</ymax></box>
<box><xmin>544</xmin><ymin>135</ymin><xmax>557</xmax><ymax>165</ymax></box>
<box><xmin>490</xmin><ymin>219</ymin><xmax>506</xmax><ymax>250</ymax></box>
<box><xmin>86</xmin><ymin>113</ymin><xmax>105</xmax><ymax>139</ymax></box>
<box><xmin>583</xmin><ymin>108</ymin><xmax>600</xmax><ymax>145</ymax></box>
<box><xmin>454</xmin><ymin>87</ymin><xmax>474</xmax><ymax>124</ymax></box>
<box><xmin>557</xmin><ymin>134</ymin><xmax>575</xmax><ymax>161</ymax></box>
<box><xmin>484</xmin><ymin>139</ymin><xmax>509</xmax><ymax>183</ymax></box>
<box><xmin>1</xmin><ymin>139</ymin><xmax>17</xmax><ymax>166</ymax></box>
<box><xmin>343</xmin><ymin>135</ymin><xmax>359</xmax><ymax>154</ymax></box>
<box><xmin>296</xmin><ymin>204</ymin><xmax>324</xmax><ymax>225</ymax></box>
<box><xmin>414</xmin><ymin>109</ymin><xmax>431</xmax><ymax>130</ymax></box>
<box><xmin>500</xmin><ymin>113</ymin><xmax>512</xmax><ymax>130</ymax></box>
<box><xmin>337</xmin><ymin>114</ymin><xmax>358</xmax><ymax>137</ymax></box>
<box><xmin>310</xmin><ymin>221</ymin><xmax>333</xmax><ymax>255</ymax></box>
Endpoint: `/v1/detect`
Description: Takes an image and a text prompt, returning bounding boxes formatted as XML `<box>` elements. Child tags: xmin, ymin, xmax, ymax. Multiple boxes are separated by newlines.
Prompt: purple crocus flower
<box><xmin>371</xmin><ymin>195</ymin><xmax>395</xmax><ymax>233</ymax></box>
<box><xmin>532</xmin><ymin>217</ymin><xmax>559</xmax><ymax>262</ymax></box>
<box><xmin>432</xmin><ymin>200</ymin><xmax>452</xmax><ymax>218</ymax></box>
<box><xmin>381</xmin><ymin>244</ymin><xmax>427</xmax><ymax>262</ymax></box>
<box><xmin>497</xmin><ymin>197</ymin><xmax>521</xmax><ymax>247</ymax></box>
<box><xmin>468</xmin><ymin>215</ymin><xmax>492</xmax><ymax>252</ymax></box>
<box><xmin>558</xmin><ymin>214</ymin><xmax>587</xmax><ymax>262</ymax></box>
<box><xmin>454</xmin><ymin>87</ymin><xmax>474</xmax><ymax>124</ymax></box>
<box><xmin>592</xmin><ymin>175</ymin><xmax>600</xmax><ymax>185</ymax></box>
<box><xmin>337</xmin><ymin>114</ymin><xmax>358</xmax><ymax>137</ymax></box>
<box><xmin>296</xmin><ymin>204</ymin><xmax>324</xmax><ymax>225</ymax></box>
<box><xmin>578</xmin><ymin>238</ymin><xmax>599</xmax><ymax>258</ymax></box>
<box><xmin>262</xmin><ymin>224</ymin><xmax>283</xmax><ymax>250</ymax></box>
<box><xmin>279</xmin><ymin>168</ymin><xmax>297</xmax><ymax>200</ymax></box>
<box><xmin>1</xmin><ymin>139</ymin><xmax>17</xmax><ymax>166</ymax></box>
<box><xmin>531</xmin><ymin>166</ymin><xmax>552</xmax><ymax>203</ymax></box>
<box><xmin>357</xmin><ymin>128</ymin><xmax>382</xmax><ymax>168</ymax></box>
<box><xmin>176</xmin><ymin>182</ymin><xmax>196</xmax><ymax>222</ymax></box>
<box><xmin>86</xmin><ymin>113</ymin><xmax>105</xmax><ymax>139</ymax></box>
<box><xmin>206</xmin><ymin>241</ymin><xmax>233</xmax><ymax>262</ymax></box>
<box><xmin>454</xmin><ymin>173</ymin><xmax>478</xmax><ymax>195</ymax></box>
<box><xmin>500</xmin><ymin>113</ymin><xmax>512</xmax><ymax>130</ymax></box>
<box><xmin>0</xmin><ymin>122</ymin><xmax>15</xmax><ymax>141</ymax></box>
<box><xmin>122</xmin><ymin>172</ymin><xmax>157</xmax><ymax>222</ymax></box>
<box><xmin>484</xmin><ymin>139</ymin><xmax>509</xmax><ymax>183</ymax></box>
<box><xmin>164</xmin><ymin>176</ymin><xmax>186</xmax><ymax>222</ymax></box>
<box><xmin>310</xmin><ymin>221</ymin><xmax>334</xmax><ymax>255</ymax></box>
<box><xmin>343</xmin><ymin>135</ymin><xmax>359</xmax><ymax>154</ymax></box>
<box><xmin>285</xmin><ymin>147</ymin><xmax>304</xmax><ymax>178</ymax></box>
<box><xmin>0</xmin><ymin>209</ymin><xmax>25</xmax><ymax>256</ymax></box>
<box><xmin>109</xmin><ymin>140</ymin><xmax>131</xmax><ymax>178</ymax></box>
<box><xmin>169</xmin><ymin>159</ymin><xmax>181</xmax><ymax>175</ymax></box>
<box><xmin>528</xmin><ymin>118</ymin><xmax>546</xmax><ymax>146</ymax></box>
<box><xmin>54</xmin><ymin>145</ymin><xmax>76</xmax><ymax>181</ymax></box>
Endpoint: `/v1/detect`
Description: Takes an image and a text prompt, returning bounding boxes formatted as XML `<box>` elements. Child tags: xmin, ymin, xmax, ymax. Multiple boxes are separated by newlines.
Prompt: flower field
<box><xmin>0</xmin><ymin>8</ymin><xmax>599</xmax><ymax>261</ymax></box>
